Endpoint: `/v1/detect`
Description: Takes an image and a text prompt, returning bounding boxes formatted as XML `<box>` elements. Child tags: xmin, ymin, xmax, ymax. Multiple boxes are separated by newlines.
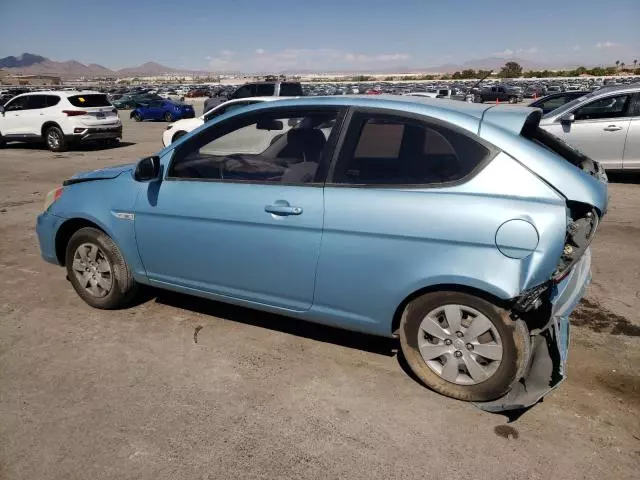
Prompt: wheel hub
<box><xmin>71</xmin><ymin>243</ymin><xmax>113</xmax><ymax>298</ymax></box>
<box><xmin>417</xmin><ymin>304</ymin><xmax>504</xmax><ymax>386</ymax></box>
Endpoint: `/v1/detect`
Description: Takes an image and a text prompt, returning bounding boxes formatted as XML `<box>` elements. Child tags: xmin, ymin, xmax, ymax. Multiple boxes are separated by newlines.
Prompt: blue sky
<box><xmin>0</xmin><ymin>0</ymin><xmax>638</xmax><ymax>71</ymax></box>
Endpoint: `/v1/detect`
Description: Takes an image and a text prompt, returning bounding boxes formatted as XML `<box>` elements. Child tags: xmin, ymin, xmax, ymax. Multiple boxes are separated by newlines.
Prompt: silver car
<box><xmin>540</xmin><ymin>85</ymin><xmax>640</xmax><ymax>170</ymax></box>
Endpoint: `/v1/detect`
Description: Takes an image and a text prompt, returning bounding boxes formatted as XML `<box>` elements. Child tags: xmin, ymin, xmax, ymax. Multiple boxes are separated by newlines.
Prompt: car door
<box><xmin>1</xmin><ymin>95</ymin><xmax>31</xmax><ymax>135</ymax></box>
<box><xmin>544</xmin><ymin>93</ymin><xmax>632</xmax><ymax>169</ymax></box>
<box><xmin>622</xmin><ymin>93</ymin><xmax>640</xmax><ymax>170</ymax></box>
<box><xmin>316</xmin><ymin>109</ymin><xmax>497</xmax><ymax>331</ymax></box>
<box><xmin>134</xmin><ymin>105</ymin><xmax>343</xmax><ymax>311</ymax></box>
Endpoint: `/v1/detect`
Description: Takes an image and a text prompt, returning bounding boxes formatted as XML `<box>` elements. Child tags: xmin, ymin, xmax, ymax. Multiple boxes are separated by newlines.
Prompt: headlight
<box><xmin>43</xmin><ymin>186</ymin><xmax>64</xmax><ymax>212</ymax></box>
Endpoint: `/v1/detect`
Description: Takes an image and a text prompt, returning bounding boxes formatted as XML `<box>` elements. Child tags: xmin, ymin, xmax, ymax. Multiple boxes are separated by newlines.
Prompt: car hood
<box><xmin>63</xmin><ymin>163</ymin><xmax>134</xmax><ymax>186</ymax></box>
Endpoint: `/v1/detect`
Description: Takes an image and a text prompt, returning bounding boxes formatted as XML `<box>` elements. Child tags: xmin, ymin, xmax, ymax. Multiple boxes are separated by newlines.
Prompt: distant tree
<box><xmin>605</xmin><ymin>66</ymin><xmax>618</xmax><ymax>75</ymax></box>
<box><xmin>620</xmin><ymin>62</ymin><xmax>626</xmax><ymax>70</ymax></box>
<box><xmin>634</xmin><ymin>59</ymin><xmax>638</xmax><ymax>70</ymax></box>
<box><xmin>383</xmin><ymin>76</ymin><xmax>395</xmax><ymax>81</ymax></box>
<box><xmin>615</xmin><ymin>60</ymin><xmax>620</xmax><ymax>70</ymax></box>
<box><xmin>588</xmin><ymin>67</ymin><xmax>606</xmax><ymax>76</ymax></box>
<box><xmin>499</xmin><ymin>62</ymin><xmax>523</xmax><ymax>78</ymax></box>
<box><xmin>452</xmin><ymin>71</ymin><xmax>462</xmax><ymax>79</ymax></box>
<box><xmin>574</xmin><ymin>66</ymin><xmax>587</xmax><ymax>75</ymax></box>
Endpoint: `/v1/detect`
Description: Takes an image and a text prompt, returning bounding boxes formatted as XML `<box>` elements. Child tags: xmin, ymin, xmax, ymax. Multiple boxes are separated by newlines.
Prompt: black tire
<box><xmin>133</xmin><ymin>112</ymin><xmax>142</xmax><ymax>122</ymax></box>
<box><xmin>172</xmin><ymin>131</ymin><xmax>187</xmax><ymax>143</ymax></box>
<box><xmin>45</xmin><ymin>125</ymin><xmax>68</xmax><ymax>152</ymax></box>
<box><xmin>508</xmin><ymin>96</ymin><xmax>517</xmax><ymax>104</ymax></box>
<box><xmin>164</xmin><ymin>112</ymin><xmax>174</xmax><ymax>122</ymax></box>
<box><xmin>0</xmin><ymin>132</ymin><xmax>4</xmax><ymax>148</ymax></box>
<box><xmin>65</xmin><ymin>227</ymin><xmax>137</xmax><ymax>309</ymax></box>
<box><xmin>399</xmin><ymin>291</ymin><xmax>528</xmax><ymax>402</ymax></box>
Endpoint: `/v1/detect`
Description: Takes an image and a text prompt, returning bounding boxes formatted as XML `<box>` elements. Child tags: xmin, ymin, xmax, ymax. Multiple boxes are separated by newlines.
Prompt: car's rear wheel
<box><xmin>508</xmin><ymin>96</ymin><xmax>517</xmax><ymax>104</ymax></box>
<box><xmin>172</xmin><ymin>130</ymin><xmax>186</xmax><ymax>143</ymax></box>
<box><xmin>45</xmin><ymin>126</ymin><xmax>67</xmax><ymax>152</ymax></box>
<box><xmin>164</xmin><ymin>112</ymin><xmax>174</xmax><ymax>122</ymax></box>
<box><xmin>133</xmin><ymin>112</ymin><xmax>142</xmax><ymax>122</ymax></box>
<box><xmin>65</xmin><ymin>227</ymin><xmax>137</xmax><ymax>309</ymax></box>
<box><xmin>399</xmin><ymin>291</ymin><xmax>528</xmax><ymax>402</ymax></box>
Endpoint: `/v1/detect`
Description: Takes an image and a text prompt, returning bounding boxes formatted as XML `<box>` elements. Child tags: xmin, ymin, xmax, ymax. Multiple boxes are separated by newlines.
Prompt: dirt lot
<box><xmin>1</xmin><ymin>107</ymin><xmax>639</xmax><ymax>480</ymax></box>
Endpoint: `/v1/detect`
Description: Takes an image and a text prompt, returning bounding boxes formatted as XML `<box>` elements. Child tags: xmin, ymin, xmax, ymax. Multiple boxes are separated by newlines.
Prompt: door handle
<box><xmin>265</xmin><ymin>204</ymin><xmax>303</xmax><ymax>216</ymax></box>
<box><xmin>604</xmin><ymin>125</ymin><xmax>622</xmax><ymax>132</ymax></box>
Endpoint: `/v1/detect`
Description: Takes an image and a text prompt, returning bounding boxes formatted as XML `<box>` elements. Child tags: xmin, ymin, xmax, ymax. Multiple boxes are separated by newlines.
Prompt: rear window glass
<box><xmin>67</xmin><ymin>94</ymin><xmax>111</xmax><ymax>107</ymax></box>
<box><xmin>279</xmin><ymin>83</ymin><xmax>303</xmax><ymax>96</ymax></box>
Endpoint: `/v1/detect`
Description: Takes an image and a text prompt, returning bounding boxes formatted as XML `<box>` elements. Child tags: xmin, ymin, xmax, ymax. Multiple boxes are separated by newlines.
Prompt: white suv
<box><xmin>0</xmin><ymin>91</ymin><xmax>122</xmax><ymax>152</ymax></box>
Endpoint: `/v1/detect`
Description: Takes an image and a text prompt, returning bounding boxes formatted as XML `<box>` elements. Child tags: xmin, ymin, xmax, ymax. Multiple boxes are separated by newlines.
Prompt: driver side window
<box><xmin>574</xmin><ymin>94</ymin><xmax>630</xmax><ymax>121</ymax></box>
<box><xmin>169</xmin><ymin>108</ymin><xmax>339</xmax><ymax>185</ymax></box>
<box><xmin>6</xmin><ymin>96</ymin><xmax>29</xmax><ymax>111</ymax></box>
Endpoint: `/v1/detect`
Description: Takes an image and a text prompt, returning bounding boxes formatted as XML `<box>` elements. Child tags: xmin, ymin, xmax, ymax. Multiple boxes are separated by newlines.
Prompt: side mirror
<box><xmin>257</xmin><ymin>119</ymin><xmax>284</xmax><ymax>131</ymax></box>
<box><xmin>560</xmin><ymin>113</ymin><xmax>575</xmax><ymax>124</ymax></box>
<box><xmin>134</xmin><ymin>156</ymin><xmax>161</xmax><ymax>182</ymax></box>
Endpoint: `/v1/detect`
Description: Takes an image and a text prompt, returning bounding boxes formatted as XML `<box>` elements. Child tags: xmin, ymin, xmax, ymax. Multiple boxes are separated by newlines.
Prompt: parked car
<box><xmin>36</xmin><ymin>96</ymin><xmax>607</xmax><ymax>409</ymax></box>
<box><xmin>540</xmin><ymin>85</ymin><xmax>640</xmax><ymax>170</ymax></box>
<box><xmin>130</xmin><ymin>100</ymin><xmax>195</xmax><ymax>122</ymax></box>
<box><xmin>477</xmin><ymin>85</ymin><xmax>523</xmax><ymax>103</ymax></box>
<box><xmin>112</xmin><ymin>94</ymin><xmax>161</xmax><ymax>110</ymax></box>
<box><xmin>203</xmin><ymin>81</ymin><xmax>304</xmax><ymax>112</ymax></box>
<box><xmin>162</xmin><ymin>96</ymin><xmax>282</xmax><ymax>146</ymax></box>
<box><xmin>529</xmin><ymin>91</ymin><xmax>589</xmax><ymax>114</ymax></box>
<box><xmin>0</xmin><ymin>91</ymin><xmax>121</xmax><ymax>152</ymax></box>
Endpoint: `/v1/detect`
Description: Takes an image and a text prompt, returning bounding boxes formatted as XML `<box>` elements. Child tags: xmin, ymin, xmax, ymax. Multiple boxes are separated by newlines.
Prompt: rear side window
<box><xmin>334</xmin><ymin>113</ymin><xmax>491</xmax><ymax>185</ymax></box>
<box><xmin>255</xmin><ymin>83</ymin><xmax>275</xmax><ymax>96</ymax></box>
<box><xmin>26</xmin><ymin>95</ymin><xmax>49</xmax><ymax>109</ymax></box>
<box><xmin>67</xmin><ymin>94</ymin><xmax>111</xmax><ymax>107</ymax></box>
<box><xmin>45</xmin><ymin>95</ymin><xmax>60</xmax><ymax>107</ymax></box>
<box><xmin>279</xmin><ymin>83</ymin><xmax>303</xmax><ymax>96</ymax></box>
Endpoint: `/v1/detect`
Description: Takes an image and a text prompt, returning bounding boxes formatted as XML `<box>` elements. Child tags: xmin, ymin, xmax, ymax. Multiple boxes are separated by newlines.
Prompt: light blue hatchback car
<box><xmin>36</xmin><ymin>96</ymin><xmax>608</xmax><ymax>409</ymax></box>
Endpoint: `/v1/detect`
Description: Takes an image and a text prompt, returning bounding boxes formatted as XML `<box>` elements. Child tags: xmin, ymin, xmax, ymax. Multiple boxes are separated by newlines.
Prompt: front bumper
<box><xmin>67</xmin><ymin>126</ymin><xmax>123</xmax><ymax>142</ymax></box>
<box><xmin>36</xmin><ymin>211</ymin><xmax>65</xmax><ymax>265</ymax></box>
<box><xmin>476</xmin><ymin>248</ymin><xmax>592</xmax><ymax>412</ymax></box>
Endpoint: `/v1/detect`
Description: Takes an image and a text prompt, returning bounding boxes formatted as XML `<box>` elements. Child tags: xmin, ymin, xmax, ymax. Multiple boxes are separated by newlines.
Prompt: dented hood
<box><xmin>63</xmin><ymin>163</ymin><xmax>134</xmax><ymax>186</ymax></box>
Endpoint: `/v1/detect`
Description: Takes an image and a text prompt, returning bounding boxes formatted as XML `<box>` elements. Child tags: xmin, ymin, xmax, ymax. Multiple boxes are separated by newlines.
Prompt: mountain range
<box><xmin>0</xmin><ymin>52</ymin><xmax>587</xmax><ymax>78</ymax></box>
<box><xmin>0</xmin><ymin>53</ymin><xmax>213</xmax><ymax>77</ymax></box>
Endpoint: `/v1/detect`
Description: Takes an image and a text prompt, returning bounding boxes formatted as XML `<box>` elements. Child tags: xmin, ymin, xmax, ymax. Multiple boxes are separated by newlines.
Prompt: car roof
<box><xmin>235</xmin><ymin>95</ymin><xmax>538</xmax><ymax>135</ymax></box>
<box><xmin>12</xmin><ymin>90</ymin><xmax>103</xmax><ymax>98</ymax></box>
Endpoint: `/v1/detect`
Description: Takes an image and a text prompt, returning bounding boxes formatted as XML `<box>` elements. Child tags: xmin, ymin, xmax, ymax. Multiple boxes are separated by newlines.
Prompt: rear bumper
<box><xmin>476</xmin><ymin>249</ymin><xmax>592</xmax><ymax>412</ymax></box>
<box><xmin>67</xmin><ymin>126</ymin><xmax>122</xmax><ymax>142</ymax></box>
<box><xmin>36</xmin><ymin>211</ymin><xmax>65</xmax><ymax>265</ymax></box>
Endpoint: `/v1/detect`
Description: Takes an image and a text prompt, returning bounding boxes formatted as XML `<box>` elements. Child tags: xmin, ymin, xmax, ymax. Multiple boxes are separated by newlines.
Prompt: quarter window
<box><xmin>170</xmin><ymin>108</ymin><xmax>339</xmax><ymax>185</ymax></box>
<box><xmin>573</xmin><ymin>94</ymin><xmax>630</xmax><ymax>120</ymax></box>
<box><xmin>333</xmin><ymin>113</ymin><xmax>490</xmax><ymax>185</ymax></box>
<box><xmin>231</xmin><ymin>85</ymin><xmax>255</xmax><ymax>99</ymax></box>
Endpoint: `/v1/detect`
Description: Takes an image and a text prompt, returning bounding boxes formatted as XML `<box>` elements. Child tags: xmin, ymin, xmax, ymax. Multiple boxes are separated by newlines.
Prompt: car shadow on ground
<box><xmin>606</xmin><ymin>171</ymin><xmax>640</xmax><ymax>184</ymax></box>
<box><xmin>2</xmin><ymin>141</ymin><xmax>136</xmax><ymax>152</ymax></box>
<box><xmin>151</xmin><ymin>288</ymin><xmax>398</xmax><ymax>357</ymax></box>
<box><xmin>145</xmin><ymin>288</ymin><xmax>535</xmax><ymax>418</ymax></box>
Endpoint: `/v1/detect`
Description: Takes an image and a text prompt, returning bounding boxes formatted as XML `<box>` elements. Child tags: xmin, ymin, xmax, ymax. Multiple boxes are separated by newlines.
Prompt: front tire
<box><xmin>133</xmin><ymin>112</ymin><xmax>142</xmax><ymax>122</ymax></box>
<box><xmin>65</xmin><ymin>227</ymin><xmax>137</xmax><ymax>309</ymax></box>
<box><xmin>399</xmin><ymin>291</ymin><xmax>528</xmax><ymax>402</ymax></box>
<box><xmin>164</xmin><ymin>112</ymin><xmax>174</xmax><ymax>122</ymax></box>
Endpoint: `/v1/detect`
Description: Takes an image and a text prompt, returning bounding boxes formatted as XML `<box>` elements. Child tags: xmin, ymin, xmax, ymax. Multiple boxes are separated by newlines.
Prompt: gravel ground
<box><xmin>1</xmin><ymin>104</ymin><xmax>639</xmax><ymax>480</ymax></box>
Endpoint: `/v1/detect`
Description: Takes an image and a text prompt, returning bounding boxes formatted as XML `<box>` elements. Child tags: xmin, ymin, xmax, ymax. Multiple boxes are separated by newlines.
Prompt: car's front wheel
<box><xmin>399</xmin><ymin>291</ymin><xmax>528</xmax><ymax>402</ymax></box>
<box><xmin>65</xmin><ymin>227</ymin><xmax>137</xmax><ymax>309</ymax></box>
<box><xmin>164</xmin><ymin>112</ymin><xmax>174</xmax><ymax>122</ymax></box>
<box><xmin>133</xmin><ymin>112</ymin><xmax>142</xmax><ymax>122</ymax></box>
